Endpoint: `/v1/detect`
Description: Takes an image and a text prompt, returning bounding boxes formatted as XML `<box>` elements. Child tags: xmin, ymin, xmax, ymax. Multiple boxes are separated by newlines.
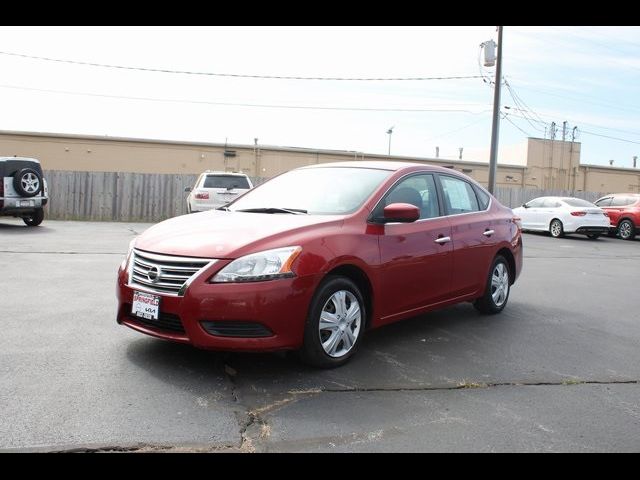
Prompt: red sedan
<box><xmin>116</xmin><ymin>161</ymin><xmax>523</xmax><ymax>368</ymax></box>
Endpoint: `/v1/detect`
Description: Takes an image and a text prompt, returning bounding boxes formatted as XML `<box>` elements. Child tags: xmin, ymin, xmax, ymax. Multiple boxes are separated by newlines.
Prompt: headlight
<box><xmin>211</xmin><ymin>246</ymin><xmax>302</xmax><ymax>283</ymax></box>
<box><xmin>120</xmin><ymin>237</ymin><xmax>137</xmax><ymax>271</ymax></box>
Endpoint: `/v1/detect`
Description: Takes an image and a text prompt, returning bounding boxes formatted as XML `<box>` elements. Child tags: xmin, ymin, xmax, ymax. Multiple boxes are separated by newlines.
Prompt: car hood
<box><xmin>134</xmin><ymin>210</ymin><xmax>343</xmax><ymax>258</ymax></box>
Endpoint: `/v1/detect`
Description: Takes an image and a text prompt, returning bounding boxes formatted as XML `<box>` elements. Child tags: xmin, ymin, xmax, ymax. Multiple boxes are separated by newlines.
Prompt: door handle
<box><xmin>434</xmin><ymin>236</ymin><xmax>451</xmax><ymax>244</ymax></box>
<box><xmin>483</xmin><ymin>229</ymin><xmax>495</xmax><ymax>237</ymax></box>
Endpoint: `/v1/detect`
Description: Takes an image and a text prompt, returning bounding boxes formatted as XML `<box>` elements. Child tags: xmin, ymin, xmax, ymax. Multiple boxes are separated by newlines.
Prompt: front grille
<box><xmin>129</xmin><ymin>249</ymin><xmax>215</xmax><ymax>296</ymax></box>
<box><xmin>201</xmin><ymin>321</ymin><xmax>273</xmax><ymax>338</ymax></box>
<box><xmin>125</xmin><ymin>304</ymin><xmax>185</xmax><ymax>333</ymax></box>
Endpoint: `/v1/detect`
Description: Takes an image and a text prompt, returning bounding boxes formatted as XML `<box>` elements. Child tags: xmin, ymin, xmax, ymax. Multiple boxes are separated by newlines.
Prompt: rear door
<box><xmin>436</xmin><ymin>174</ymin><xmax>498</xmax><ymax>298</ymax></box>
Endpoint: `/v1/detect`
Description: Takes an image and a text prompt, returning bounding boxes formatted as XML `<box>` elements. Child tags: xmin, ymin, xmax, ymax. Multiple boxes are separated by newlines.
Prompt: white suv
<box><xmin>186</xmin><ymin>171</ymin><xmax>253</xmax><ymax>213</ymax></box>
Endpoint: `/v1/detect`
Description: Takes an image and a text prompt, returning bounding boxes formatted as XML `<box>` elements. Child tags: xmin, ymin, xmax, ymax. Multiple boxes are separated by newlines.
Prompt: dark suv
<box><xmin>0</xmin><ymin>157</ymin><xmax>49</xmax><ymax>226</ymax></box>
<box><xmin>594</xmin><ymin>193</ymin><xmax>640</xmax><ymax>240</ymax></box>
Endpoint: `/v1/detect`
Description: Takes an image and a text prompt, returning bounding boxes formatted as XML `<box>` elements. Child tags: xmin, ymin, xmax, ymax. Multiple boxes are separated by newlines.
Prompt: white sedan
<box><xmin>512</xmin><ymin>196</ymin><xmax>610</xmax><ymax>239</ymax></box>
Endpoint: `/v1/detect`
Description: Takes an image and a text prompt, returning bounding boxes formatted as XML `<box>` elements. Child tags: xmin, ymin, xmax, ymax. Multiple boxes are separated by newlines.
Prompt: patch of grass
<box><xmin>561</xmin><ymin>378</ymin><xmax>584</xmax><ymax>385</ymax></box>
<box><xmin>457</xmin><ymin>380</ymin><xmax>488</xmax><ymax>389</ymax></box>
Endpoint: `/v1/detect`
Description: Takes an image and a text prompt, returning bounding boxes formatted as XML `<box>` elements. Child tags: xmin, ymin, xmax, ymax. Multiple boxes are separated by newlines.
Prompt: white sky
<box><xmin>1</xmin><ymin>26</ymin><xmax>639</xmax><ymax>167</ymax></box>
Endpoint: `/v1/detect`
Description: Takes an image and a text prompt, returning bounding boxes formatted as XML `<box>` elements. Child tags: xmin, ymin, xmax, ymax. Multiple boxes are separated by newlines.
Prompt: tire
<box><xmin>618</xmin><ymin>219</ymin><xmax>636</xmax><ymax>240</ymax></box>
<box><xmin>549</xmin><ymin>219</ymin><xmax>564</xmax><ymax>238</ymax></box>
<box><xmin>586</xmin><ymin>234</ymin><xmax>600</xmax><ymax>240</ymax></box>
<box><xmin>13</xmin><ymin>168</ymin><xmax>42</xmax><ymax>198</ymax></box>
<box><xmin>474</xmin><ymin>255</ymin><xmax>511</xmax><ymax>315</ymax></box>
<box><xmin>23</xmin><ymin>208</ymin><xmax>44</xmax><ymax>227</ymax></box>
<box><xmin>299</xmin><ymin>276</ymin><xmax>366</xmax><ymax>368</ymax></box>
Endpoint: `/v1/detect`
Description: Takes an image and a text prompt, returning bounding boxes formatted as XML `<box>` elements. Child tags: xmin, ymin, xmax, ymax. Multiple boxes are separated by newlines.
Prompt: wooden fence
<box><xmin>42</xmin><ymin>170</ymin><xmax>607</xmax><ymax>222</ymax></box>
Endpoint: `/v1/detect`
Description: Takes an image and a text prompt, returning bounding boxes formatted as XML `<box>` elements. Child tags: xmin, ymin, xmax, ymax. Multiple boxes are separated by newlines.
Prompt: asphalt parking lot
<box><xmin>1</xmin><ymin>218</ymin><xmax>639</xmax><ymax>452</ymax></box>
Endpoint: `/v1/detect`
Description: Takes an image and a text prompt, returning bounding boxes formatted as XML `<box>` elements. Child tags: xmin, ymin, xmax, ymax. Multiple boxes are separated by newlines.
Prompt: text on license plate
<box><xmin>132</xmin><ymin>291</ymin><xmax>160</xmax><ymax>320</ymax></box>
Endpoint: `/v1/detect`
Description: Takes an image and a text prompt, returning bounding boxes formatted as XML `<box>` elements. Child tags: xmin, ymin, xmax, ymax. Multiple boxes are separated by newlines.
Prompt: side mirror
<box><xmin>184</xmin><ymin>187</ymin><xmax>192</xmax><ymax>193</ymax></box>
<box><xmin>383</xmin><ymin>203</ymin><xmax>420</xmax><ymax>223</ymax></box>
<box><xmin>522</xmin><ymin>203</ymin><xmax>528</xmax><ymax>208</ymax></box>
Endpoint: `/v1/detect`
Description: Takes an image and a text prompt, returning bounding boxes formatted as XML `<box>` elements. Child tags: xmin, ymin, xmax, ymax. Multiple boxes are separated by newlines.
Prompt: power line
<box><xmin>0</xmin><ymin>51</ymin><xmax>483</xmax><ymax>82</ymax></box>
<box><xmin>501</xmin><ymin>112</ymin><xmax>532</xmax><ymax>137</ymax></box>
<box><xmin>0</xmin><ymin>83</ymin><xmax>493</xmax><ymax>114</ymax></box>
<box><xmin>504</xmin><ymin>111</ymin><xmax>640</xmax><ymax>145</ymax></box>
<box><xmin>424</xmin><ymin>115</ymin><xmax>490</xmax><ymax>142</ymax></box>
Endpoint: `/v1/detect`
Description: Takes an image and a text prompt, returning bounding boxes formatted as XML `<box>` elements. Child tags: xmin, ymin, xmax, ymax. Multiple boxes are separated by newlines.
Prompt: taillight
<box><xmin>512</xmin><ymin>216</ymin><xmax>522</xmax><ymax>229</ymax></box>
<box><xmin>570</xmin><ymin>211</ymin><xmax>587</xmax><ymax>216</ymax></box>
<box><xmin>195</xmin><ymin>191</ymin><xmax>210</xmax><ymax>200</ymax></box>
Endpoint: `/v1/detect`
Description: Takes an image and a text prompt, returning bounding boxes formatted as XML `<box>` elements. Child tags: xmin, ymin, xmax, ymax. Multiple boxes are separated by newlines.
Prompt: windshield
<box><xmin>228</xmin><ymin>167</ymin><xmax>392</xmax><ymax>215</ymax></box>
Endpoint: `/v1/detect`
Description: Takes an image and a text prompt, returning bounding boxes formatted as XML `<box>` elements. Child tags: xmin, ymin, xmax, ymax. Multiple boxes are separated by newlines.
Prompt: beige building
<box><xmin>1</xmin><ymin>130</ymin><xmax>639</xmax><ymax>193</ymax></box>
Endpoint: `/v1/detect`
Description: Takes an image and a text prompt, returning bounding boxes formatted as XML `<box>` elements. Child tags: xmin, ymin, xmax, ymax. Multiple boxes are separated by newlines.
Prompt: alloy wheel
<box><xmin>491</xmin><ymin>263</ymin><xmax>510</xmax><ymax>307</ymax></box>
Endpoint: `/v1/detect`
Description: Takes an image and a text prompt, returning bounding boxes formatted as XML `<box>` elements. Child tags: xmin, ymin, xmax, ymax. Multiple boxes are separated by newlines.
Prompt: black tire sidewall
<box><xmin>619</xmin><ymin>220</ymin><xmax>635</xmax><ymax>240</ymax></box>
<box><xmin>13</xmin><ymin>168</ymin><xmax>42</xmax><ymax>198</ymax></box>
<box><xmin>300</xmin><ymin>276</ymin><xmax>366</xmax><ymax>368</ymax></box>
<box><xmin>476</xmin><ymin>255</ymin><xmax>510</xmax><ymax>314</ymax></box>
<box><xmin>23</xmin><ymin>208</ymin><xmax>44</xmax><ymax>226</ymax></box>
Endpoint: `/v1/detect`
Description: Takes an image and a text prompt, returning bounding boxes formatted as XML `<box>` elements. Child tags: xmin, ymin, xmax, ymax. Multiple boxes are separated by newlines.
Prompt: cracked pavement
<box><xmin>1</xmin><ymin>219</ymin><xmax>639</xmax><ymax>452</ymax></box>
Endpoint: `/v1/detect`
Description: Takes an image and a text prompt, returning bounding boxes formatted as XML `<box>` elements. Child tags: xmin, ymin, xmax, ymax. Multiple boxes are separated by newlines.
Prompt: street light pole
<box><xmin>487</xmin><ymin>26</ymin><xmax>503</xmax><ymax>194</ymax></box>
<box><xmin>387</xmin><ymin>126</ymin><xmax>394</xmax><ymax>156</ymax></box>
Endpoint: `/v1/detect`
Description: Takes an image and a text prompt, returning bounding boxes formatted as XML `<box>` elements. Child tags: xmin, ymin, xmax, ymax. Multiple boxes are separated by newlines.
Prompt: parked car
<box><xmin>117</xmin><ymin>161</ymin><xmax>523</xmax><ymax>368</ymax></box>
<box><xmin>0</xmin><ymin>156</ymin><xmax>48</xmax><ymax>226</ymax></box>
<box><xmin>185</xmin><ymin>171</ymin><xmax>253</xmax><ymax>213</ymax></box>
<box><xmin>512</xmin><ymin>196</ymin><xmax>609</xmax><ymax>239</ymax></box>
<box><xmin>594</xmin><ymin>193</ymin><xmax>640</xmax><ymax>240</ymax></box>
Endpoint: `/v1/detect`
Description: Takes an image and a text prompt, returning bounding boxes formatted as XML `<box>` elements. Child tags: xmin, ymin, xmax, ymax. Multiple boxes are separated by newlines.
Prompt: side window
<box><xmin>594</xmin><ymin>197</ymin><xmax>612</xmax><ymax>207</ymax></box>
<box><xmin>473</xmin><ymin>185</ymin><xmax>491</xmax><ymax>210</ymax></box>
<box><xmin>374</xmin><ymin>173</ymin><xmax>440</xmax><ymax>220</ymax></box>
<box><xmin>525</xmin><ymin>198</ymin><xmax>544</xmax><ymax>208</ymax></box>
<box><xmin>542</xmin><ymin>198</ymin><xmax>560</xmax><ymax>208</ymax></box>
<box><xmin>439</xmin><ymin>176</ymin><xmax>480</xmax><ymax>214</ymax></box>
<box><xmin>611</xmin><ymin>196</ymin><xmax>632</xmax><ymax>207</ymax></box>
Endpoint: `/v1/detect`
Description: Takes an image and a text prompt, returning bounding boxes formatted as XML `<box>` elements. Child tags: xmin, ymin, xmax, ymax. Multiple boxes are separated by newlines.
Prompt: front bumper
<box><xmin>116</xmin><ymin>264</ymin><xmax>321</xmax><ymax>352</ymax></box>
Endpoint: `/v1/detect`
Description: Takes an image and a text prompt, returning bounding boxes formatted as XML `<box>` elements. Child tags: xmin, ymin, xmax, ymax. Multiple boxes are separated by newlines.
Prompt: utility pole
<box><xmin>487</xmin><ymin>26</ymin><xmax>503</xmax><ymax>194</ymax></box>
<box><xmin>549</xmin><ymin>122</ymin><xmax>557</xmax><ymax>189</ymax></box>
<box><xmin>560</xmin><ymin>121</ymin><xmax>567</xmax><ymax>190</ymax></box>
<box><xmin>569</xmin><ymin>126</ymin><xmax>578</xmax><ymax>192</ymax></box>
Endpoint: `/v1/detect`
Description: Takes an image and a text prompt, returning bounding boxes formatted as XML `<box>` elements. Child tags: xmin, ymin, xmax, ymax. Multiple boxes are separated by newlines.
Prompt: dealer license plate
<box><xmin>132</xmin><ymin>291</ymin><xmax>160</xmax><ymax>320</ymax></box>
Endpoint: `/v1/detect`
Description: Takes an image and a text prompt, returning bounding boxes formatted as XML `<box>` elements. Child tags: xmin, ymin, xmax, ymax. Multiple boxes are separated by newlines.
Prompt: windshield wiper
<box><xmin>216</xmin><ymin>206</ymin><xmax>230</xmax><ymax>211</ymax></box>
<box><xmin>235</xmin><ymin>207</ymin><xmax>308</xmax><ymax>215</ymax></box>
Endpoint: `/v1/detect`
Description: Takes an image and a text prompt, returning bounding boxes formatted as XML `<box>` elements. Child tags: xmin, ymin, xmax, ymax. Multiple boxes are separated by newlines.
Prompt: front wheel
<box><xmin>618</xmin><ymin>219</ymin><xmax>636</xmax><ymax>240</ymax></box>
<box><xmin>299</xmin><ymin>276</ymin><xmax>366</xmax><ymax>368</ymax></box>
<box><xmin>474</xmin><ymin>256</ymin><xmax>511</xmax><ymax>314</ymax></box>
<box><xmin>23</xmin><ymin>208</ymin><xmax>44</xmax><ymax>227</ymax></box>
<box><xmin>549</xmin><ymin>219</ymin><xmax>564</xmax><ymax>238</ymax></box>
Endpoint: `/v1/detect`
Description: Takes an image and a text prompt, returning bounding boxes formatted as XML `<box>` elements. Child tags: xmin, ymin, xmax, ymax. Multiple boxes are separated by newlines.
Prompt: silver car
<box><xmin>185</xmin><ymin>171</ymin><xmax>253</xmax><ymax>213</ymax></box>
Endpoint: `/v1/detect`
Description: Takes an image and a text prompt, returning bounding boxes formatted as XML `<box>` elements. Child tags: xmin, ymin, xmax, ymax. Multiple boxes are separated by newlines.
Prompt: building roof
<box><xmin>0</xmin><ymin>129</ymin><xmax>526</xmax><ymax>170</ymax></box>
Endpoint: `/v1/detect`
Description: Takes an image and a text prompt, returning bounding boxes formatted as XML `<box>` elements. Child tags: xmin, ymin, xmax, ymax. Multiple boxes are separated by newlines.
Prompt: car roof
<box><xmin>300</xmin><ymin>160</ymin><xmax>466</xmax><ymax>174</ymax></box>
<box><xmin>0</xmin><ymin>156</ymin><xmax>41</xmax><ymax>163</ymax></box>
<box><xmin>201</xmin><ymin>171</ymin><xmax>248</xmax><ymax>176</ymax></box>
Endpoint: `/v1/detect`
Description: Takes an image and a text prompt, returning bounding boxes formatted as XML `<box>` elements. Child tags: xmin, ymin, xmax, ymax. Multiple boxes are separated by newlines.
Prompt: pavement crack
<box><xmin>316</xmin><ymin>379</ymin><xmax>639</xmax><ymax>393</ymax></box>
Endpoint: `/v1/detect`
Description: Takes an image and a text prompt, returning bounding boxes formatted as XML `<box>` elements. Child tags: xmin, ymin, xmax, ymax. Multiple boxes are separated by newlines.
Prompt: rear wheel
<box><xmin>23</xmin><ymin>208</ymin><xmax>44</xmax><ymax>227</ymax></box>
<box><xmin>618</xmin><ymin>219</ymin><xmax>636</xmax><ymax>240</ymax></box>
<box><xmin>549</xmin><ymin>219</ymin><xmax>564</xmax><ymax>238</ymax></box>
<box><xmin>586</xmin><ymin>234</ymin><xmax>600</xmax><ymax>240</ymax></box>
<box><xmin>299</xmin><ymin>276</ymin><xmax>365</xmax><ymax>368</ymax></box>
<box><xmin>474</xmin><ymin>255</ymin><xmax>510</xmax><ymax>314</ymax></box>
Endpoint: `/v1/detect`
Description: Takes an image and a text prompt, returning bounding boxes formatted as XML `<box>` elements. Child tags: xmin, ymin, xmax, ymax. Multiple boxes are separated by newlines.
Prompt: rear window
<box><xmin>562</xmin><ymin>198</ymin><xmax>595</xmax><ymax>207</ymax></box>
<box><xmin>203</xmin><ymin>175</ymin><xmax>250</xmax><ymax>189</ymax></box>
